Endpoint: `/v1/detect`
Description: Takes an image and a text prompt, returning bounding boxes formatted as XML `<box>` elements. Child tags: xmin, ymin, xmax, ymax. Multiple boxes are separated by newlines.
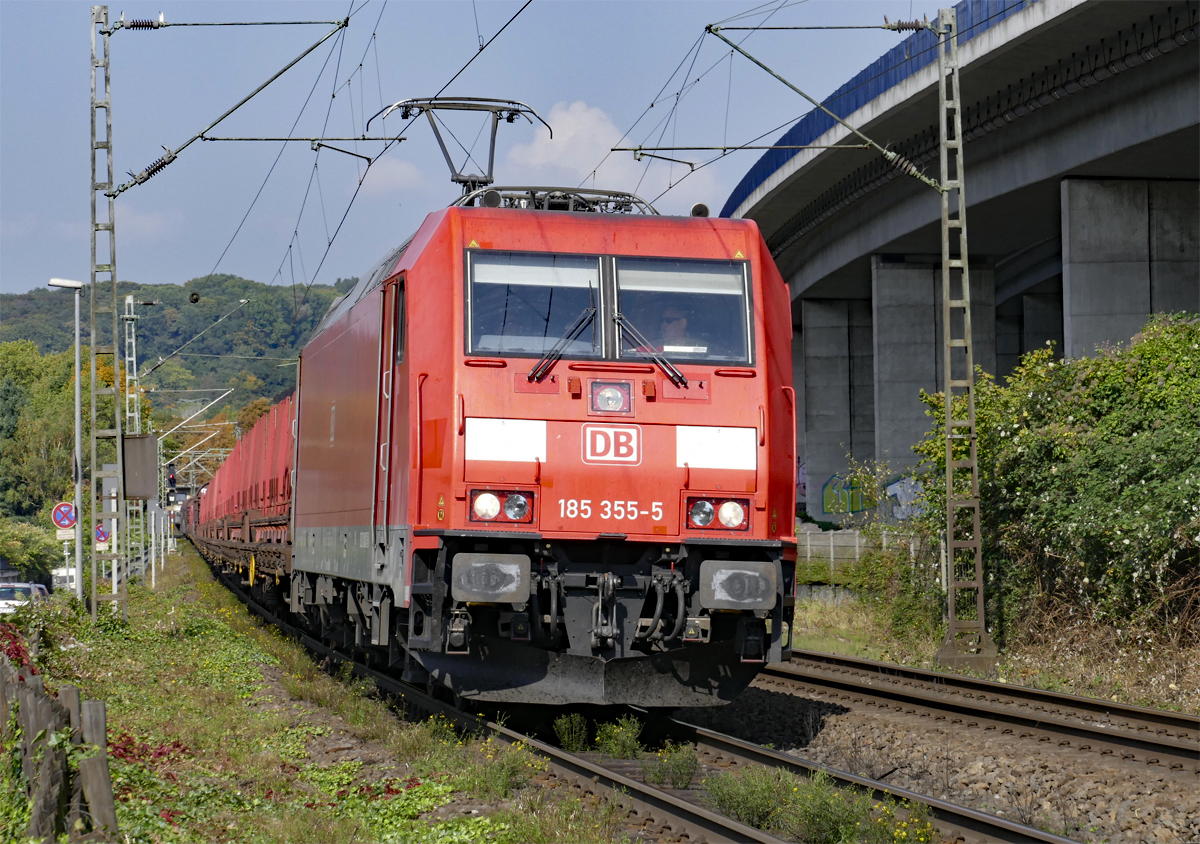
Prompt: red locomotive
<box><xmin>185</xmin><ymin>100</ymin><xmax>797</xmax><ymax>706</ymax></box>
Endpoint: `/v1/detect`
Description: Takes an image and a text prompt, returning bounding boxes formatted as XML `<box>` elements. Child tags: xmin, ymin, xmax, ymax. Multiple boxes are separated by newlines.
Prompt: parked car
<box><xmin>0</xmin><ymin>583</ymin><xmax>49</xmax><ymax>614</ymax></box>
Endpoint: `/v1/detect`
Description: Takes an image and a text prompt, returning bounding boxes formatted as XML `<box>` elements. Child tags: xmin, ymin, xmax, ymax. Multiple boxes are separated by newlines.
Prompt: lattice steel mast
<box><xmin>90</xmin><ymin>5</ymin><xmax>127</xmax><ymax>620</ymax></box>
<box><xmin>934</xmin><ymin>7</ymin><xmax>996</xmax><ymax>671</ymax></box>
<box><xmin>123</xmin><ymin>294</ymin><xmax>147</xmax><ymax>577</ymax></box>
<box><xmin>697</xmin><ymin>8</ymin><xmax>997</xmax><ymax>672</ymax></box>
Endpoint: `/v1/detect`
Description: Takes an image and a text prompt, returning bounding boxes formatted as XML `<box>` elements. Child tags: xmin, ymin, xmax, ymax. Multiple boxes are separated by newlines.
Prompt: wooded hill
<box><xmin>1</xmin><ymin>274</ymin><xmax>356</xmax><ymax>413</ymax></box>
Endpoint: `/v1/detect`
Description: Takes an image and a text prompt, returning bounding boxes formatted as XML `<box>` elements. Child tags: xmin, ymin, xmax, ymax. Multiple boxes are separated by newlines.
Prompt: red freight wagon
<box><xmin>190</xmin><ymin>184</ymin><xmax>797</xmax><ymax>706</ymax></box>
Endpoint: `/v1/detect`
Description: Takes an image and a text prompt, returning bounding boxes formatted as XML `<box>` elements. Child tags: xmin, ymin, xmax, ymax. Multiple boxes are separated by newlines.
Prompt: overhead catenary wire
<box><xmin>612</xmin><ymin>1</ymin><xmax>1024</xmax><ymax>207</ymax></box>
<box><xmin>650</xmin><ymin>0</ymin><xmax>1027</xmax><ymax>204</ymax></box>
<box><xmin>584</xmin><ymin>0</ymin><xmax>801</xmax><ymax>196</ymax></box>
<box><xmin>289</xmin><ymin>0</ymin><xmax>533</xmax><ymax>320</ymax></box>
<box><xmin>143</xmin><ymin>299</ymin><xmax>251</xmax><ymax>376</ymax></box>
<box><xmin>642</xmin><ymin>0</ymin><xmax>794</xmax><ymax>196</ymax></box>
<box><xmin>112</xmin><ymin>17</ymin><xmax>352</xmax><ymax>195</ymax></box>
<box><xmin>174</xmin><ymin>353</ymin><xmax>299</xmax><ymax>361</ymax></box>
<box><xmin>705</xmin><ymin>25</ymin><xmax>943</xmax><ymax>191</ymax></box>
<box><xmin>643</xmin><ymin>1</ymin><xmax>1025</xmax><ymax>206</ymax></box>
<box><xmin>270</xmin><ymin>1</ymin><xmax>389</xmax><ymax>299</ymax></box>
<box><xmin>196</xmin><ymin>22</ymin><xmax>351</xmax><ymax>304</ymax></box>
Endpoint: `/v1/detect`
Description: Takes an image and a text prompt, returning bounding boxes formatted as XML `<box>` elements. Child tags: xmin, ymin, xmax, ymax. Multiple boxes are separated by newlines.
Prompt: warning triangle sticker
<box><xmin>437</xmin><ymin>494</ymin><xmax>445</xmax><ymax>507</ymax></box>
<box><xmin>468</xmin><ymin>239</ymin><xmax>479</xmax><ymax>248</ymax></box>
<box><xmin>734</xmin><ymin>249</ymin><xmax>745</xmax><ymax>259</ymax></box>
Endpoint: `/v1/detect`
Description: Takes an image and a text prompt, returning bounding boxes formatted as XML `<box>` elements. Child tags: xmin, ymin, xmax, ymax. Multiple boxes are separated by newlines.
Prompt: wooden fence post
<box><xmin>59</xmin><ymin>685</ymin><xmax>86</xmax><ymax>835</ymax></box>
<box><xmin>79</xmin><ymin>699</ymin><xmax>119</xmax><ymax>838</ymax></box>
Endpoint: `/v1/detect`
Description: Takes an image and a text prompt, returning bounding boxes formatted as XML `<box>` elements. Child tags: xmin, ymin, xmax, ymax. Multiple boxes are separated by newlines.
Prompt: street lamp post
<box><xmin>48</xmin><ymin>278</ymin><xmax>85</xmax><ymax>600</ymax></box>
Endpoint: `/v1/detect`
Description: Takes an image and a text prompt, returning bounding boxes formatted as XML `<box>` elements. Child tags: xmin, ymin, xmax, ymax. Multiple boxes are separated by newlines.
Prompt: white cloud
<box><xmin>362</xmin><ymin>157</ymin><xmax>424</xmax><ymax>196</ymax></box>
<box><xmin>116</xmin><ymin>204</ymin><xmax>182</xmax><ymax>247</ymax></box>
<box><xmin>505</xmin><ymin>100</ymin><xmax>723</xmax><ymax>216</ymax></box>
<box><xmin>508</xmin><ymin>101</ymin><xmax>630</xmax><ymax>183</ymax></box>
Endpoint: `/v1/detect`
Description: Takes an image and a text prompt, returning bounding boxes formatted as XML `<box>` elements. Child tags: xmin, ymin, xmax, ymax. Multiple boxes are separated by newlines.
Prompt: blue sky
<box><xmin>1</xmin><ymin>0</ymin><xmax>944</xmax><ymax>295</ymax></box>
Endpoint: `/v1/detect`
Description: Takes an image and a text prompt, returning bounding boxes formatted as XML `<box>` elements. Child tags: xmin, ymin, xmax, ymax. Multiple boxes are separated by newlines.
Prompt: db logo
<box><xmin>582</xmin><ymin>424</ymin><xmax>641</xmax><ymax>465</ymax></box>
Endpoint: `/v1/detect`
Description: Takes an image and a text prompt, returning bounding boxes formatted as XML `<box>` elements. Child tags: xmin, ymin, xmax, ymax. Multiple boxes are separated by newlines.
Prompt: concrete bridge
<box><xmin>721</xmin><ymin>0</ymin><xmax>1200</xmax><ymax>520</ymax></box>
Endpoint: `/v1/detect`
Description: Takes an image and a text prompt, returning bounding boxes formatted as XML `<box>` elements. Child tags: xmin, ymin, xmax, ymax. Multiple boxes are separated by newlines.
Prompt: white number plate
<box><xmin>558</xmin><ymin>499</ymin><xmax>663</xmax><ymax>522</ymax></box>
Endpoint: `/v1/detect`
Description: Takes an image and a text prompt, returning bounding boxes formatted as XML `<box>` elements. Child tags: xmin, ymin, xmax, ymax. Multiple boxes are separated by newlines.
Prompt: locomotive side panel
<box><xmin>403</xmin><ymin>213</ymin><xmax>460</xmax><ymax>532</ymax></box>
<box><xmin>756</xmin><ymin>235</ymin><xmax>798</xmax><ymax>541</ymax></box>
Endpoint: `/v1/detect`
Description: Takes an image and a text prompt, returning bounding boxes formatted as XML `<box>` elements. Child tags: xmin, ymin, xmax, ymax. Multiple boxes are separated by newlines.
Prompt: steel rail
<box><xmin>768</xmin><ymin>651</ymin><xmax>1199</xmax><ymax>771</ymax></box>
<box><xmin>640</xmin><ymin>714</ymin><xmax>1078</xmax><ymax>844</ymax></box>
<box><xmin>206</xmin><ymin>558</ymin><xmax>786</xmax><ymax>844</ymax></box>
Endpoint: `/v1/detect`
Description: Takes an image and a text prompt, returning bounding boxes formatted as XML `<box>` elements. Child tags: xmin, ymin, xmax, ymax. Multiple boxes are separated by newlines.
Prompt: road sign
<box><xmin>95</xmin><ymin>524</ymin><xmax>110</xmax><ymax>543</ymax></box>
<box><xmin>56</xmin><ymin>528</ymin><xmax>75</xmax><ymax>540</ymax></box>
<box><xmin>52</xmin><ymin>502</ymin><xmax>77</xmax><ymax>529</ymax></box>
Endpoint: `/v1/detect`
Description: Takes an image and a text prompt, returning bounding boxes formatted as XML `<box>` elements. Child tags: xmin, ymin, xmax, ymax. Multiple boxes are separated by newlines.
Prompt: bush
<box><xmin>914</xmin><ymin>315</ymin><xmax>1200</xmax><ymax>643</ymax></box>
<box><xmin>594</xmin><ymin>715</ymin><xmax>642</xmax><ymax>759</ymax></box>
<box><xmin>844</xmin><ymin>544</ymin><xmax>944</xmax><ymax>644</ymax></box>
<box><xmin>641</xmin><ymin>742</ymin><xmax>699</xmax><ymax>789</ymax></box>
<box><xmin>553</xmin><ymin>713</ymin><xmax>588</xmax><ymax>752</ymax></box>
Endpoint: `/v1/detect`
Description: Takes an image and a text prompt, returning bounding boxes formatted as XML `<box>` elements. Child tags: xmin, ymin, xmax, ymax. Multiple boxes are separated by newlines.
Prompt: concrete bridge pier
<box><xmin>801</xmin><ymin>299</ymin><xmax>874</xmax><ymax>521</ymax></box>
<box><xmin>1062</xmin><ymin>179</ymin><xmax>1199</xmax><ymax>358</ymax></box>
<box><xmin>870</xmin><ymin>257</ymin><xmax>995</xmax><ymax>482</ymax></box>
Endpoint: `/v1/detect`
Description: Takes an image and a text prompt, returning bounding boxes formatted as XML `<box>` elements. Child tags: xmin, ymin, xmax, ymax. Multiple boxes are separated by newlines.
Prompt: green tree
<box><xmin>0</xmin><ymin>517</ymin><xmax>59</xmax><ymax>582</ymax></box>
<box><xmin>0</xmin><ymin>342</ymin><xmax>78</xmax><ymax>518</ymax></box>
<box><xmin>236</xmin><ymin>397</ymin><xmax>271</xmax><ymax>435</ymax></box>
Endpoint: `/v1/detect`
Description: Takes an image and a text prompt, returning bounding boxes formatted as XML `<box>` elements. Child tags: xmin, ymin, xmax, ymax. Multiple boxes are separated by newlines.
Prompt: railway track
<box><xmin>211</xmin><ymin>562</ymin><xmax>1078</xmax><ymax>844</ymax></box>
<box><xmin>763</xmin><ymin>650</ymin><xmax>1199</xmax><ymax>774</ymax></box>
<box><xmin>642</xmin><ymin>714</ymin><xmax>1078</xmax><ymax>844</ymax></box>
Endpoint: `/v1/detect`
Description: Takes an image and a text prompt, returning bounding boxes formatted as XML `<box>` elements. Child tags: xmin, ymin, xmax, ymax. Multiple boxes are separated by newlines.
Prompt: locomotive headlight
<box><xmin>473</xmin><ymin>492</ymin><xmax>501</xmax><ymax>520</ymax></box>
<box><xmin>592</xmin><ymin>381</ymin><xmax>633</xmax><ymax>415</ymax></box>
<box><xmin>718</xmin><ymin>500</ymin><xmax>746</xmax><ymax>528</ymax></box>
<box><xmin>689</xmin><ymin>500</ymin><xmax>715</xmax><ymax>527</ymax></box>
<box><xmin>503</xmin><ymin>493</ymin><xmax>529</xmax><ymax>520</ymax></box>
<box><xmin>594</xmin><ymin>385</ymin><xmax>626</xmax><ymax>412</ymax></box>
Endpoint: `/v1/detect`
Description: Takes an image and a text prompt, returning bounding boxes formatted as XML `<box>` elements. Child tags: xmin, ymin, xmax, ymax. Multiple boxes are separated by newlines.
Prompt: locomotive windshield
<box><xmin>467</xmin><ymin>252</ymin><xmax>602</xmax><ymax>356</ymax></box>
<box><xmin>616</xmin><ymin>258</ymin><xmax>751</xmax><ymax>364</ymax></box>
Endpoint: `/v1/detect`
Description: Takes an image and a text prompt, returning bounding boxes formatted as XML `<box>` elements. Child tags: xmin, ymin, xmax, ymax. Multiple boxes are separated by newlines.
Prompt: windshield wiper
<box><xmin>527</xmin><ymin>306</ymin><xmax>596</xmax><ymax>383</ymax></box>
<box><xmin>613</xmin><ymin>312</ymin><xmax>688</xmax><ymax>388</ymax></box>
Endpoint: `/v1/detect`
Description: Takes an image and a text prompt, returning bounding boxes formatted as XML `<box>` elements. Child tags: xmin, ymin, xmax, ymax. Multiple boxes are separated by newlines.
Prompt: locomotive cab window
<box><xmin>467</xmin><ymin>252</ymin><xmax>602</xmax><ymax>356</ymax></box>
<box><xmin>615</xmin><ymin>257</ymin><xmax>751</xmax><ymax>364</ymax></box>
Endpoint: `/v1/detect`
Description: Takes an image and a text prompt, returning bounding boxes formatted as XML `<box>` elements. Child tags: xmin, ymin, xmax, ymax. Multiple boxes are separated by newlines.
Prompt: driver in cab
<box><xmin>657</xmin><ymin>306</ymin><xmax>706</xmax><ymax>354</ymax></box>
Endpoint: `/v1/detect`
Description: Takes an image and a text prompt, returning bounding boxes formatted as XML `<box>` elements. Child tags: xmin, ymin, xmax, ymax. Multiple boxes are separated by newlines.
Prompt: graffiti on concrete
<box><xmin>884</xmin><ymin>476</ymin><xmax>923</xmax><ymax>520</ymax></box>
<box><xmin>821</xmin><ymin>474</ymin><xmax>868</xmax><ymax>514</ymax></box>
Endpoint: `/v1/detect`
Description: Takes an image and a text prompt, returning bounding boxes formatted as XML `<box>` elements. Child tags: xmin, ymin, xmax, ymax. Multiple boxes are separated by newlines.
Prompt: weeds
<box><xmin>1004</xmin><ymin>781</ymin><xmax>1044</xmax><ymax>827</ymax></box>
<box><xmin>455</xmin><ymin>736</ymin><xmax>547</xmax><ymax>800</ymax></box>
<box><xmin>490</xmin><ymin>787</ymin><xmax>631</xmax><ymax>843</ymax></box>
<box><xmin>553</xmin><ymin>712</ymin><xmax>589</xmax><ymax>752</ymax></box>
<box><xmin>594</xmin><ymin>715</ymin><xmax>643</xmax><ymax>759</ymax></box>
<box><xmin>703</xmin><ymin>765</ymin><xmax>785</xmax><ymax>828</ymax></box>
<box><xmin>703</xmin><ymin>767</ymin><xmax>936</xmax><ymax>843</ymax></box>
<box><xmin>640</xmin><ymin>742</ymin><xmax>699</xmax><ymax>789</ymax></box>
<box><xmin>834</xmin><ymin>724</ymin><xmax>892</xmax><ymax>780</ymax></box>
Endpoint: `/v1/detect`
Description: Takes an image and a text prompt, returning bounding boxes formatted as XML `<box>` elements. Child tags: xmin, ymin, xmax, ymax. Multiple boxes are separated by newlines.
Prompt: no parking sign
<box><xmin>52</xmin><ymin>502</ymin><xmax>76</xmax><ymax>528</ymax></box>
<box><xmin>52</xmin><ymin>502</ymin><xmax>76</xmax><ymax>540</ymax></box>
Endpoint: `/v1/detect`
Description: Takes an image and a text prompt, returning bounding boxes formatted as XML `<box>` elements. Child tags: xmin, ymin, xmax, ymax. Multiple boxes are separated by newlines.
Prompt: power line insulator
<box><xmin>885</xmin><ymin>151</ymin><xmax>923</xmax><ymax>180</ymax></box>
<box><xmin>882</xmin><ymin>16</ymin><xmax>930</xmax><ymax>32</ymax></box>
<box><xmin>129</xmin><ymin>148</ymin><xmax>176</xmax><ymax>185</ymax></box>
